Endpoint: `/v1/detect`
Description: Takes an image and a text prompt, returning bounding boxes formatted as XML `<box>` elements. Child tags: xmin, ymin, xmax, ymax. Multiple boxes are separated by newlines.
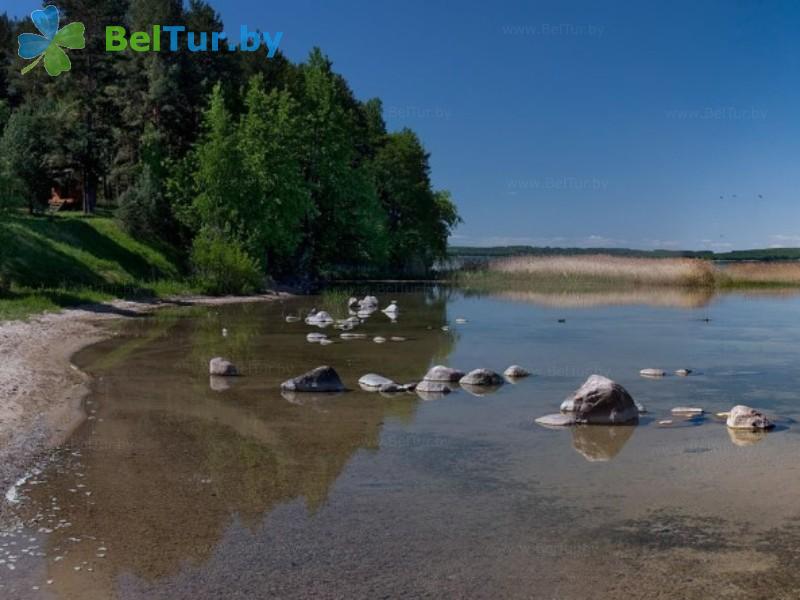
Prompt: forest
<box><xmin>0</xmin><ymin>0</ymin><xmax>460</xmax><ymax>294</ymax></box>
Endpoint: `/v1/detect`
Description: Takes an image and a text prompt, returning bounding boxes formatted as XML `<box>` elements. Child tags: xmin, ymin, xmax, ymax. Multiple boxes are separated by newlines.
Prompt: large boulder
<box><xmin>460</xmin><ymin>369</ymin><xmax>504</xmax><ymax>387</ymax></box>
<box><xmin>726</xmin><ymin>405</ymin><xmax>774</xmax><ymax>430</ymax></box>
<box><xmin>209</xmin><ymin>357</ymin><xmax>238</xmax><ymax>377</ymax></box>
<box><xmin>559</xmin><ymin>375</ymin><xmax>639</xmax><ymax>425</ymax></box>
<box><xmin>423</xmin><ymin>365</ymin><xmax>465</xmax><ymax>382</ymax></box>
<box><xmin>281</xmin><ymin>366</ymin><xmax>346</xmax><ymax>393</ymax></box>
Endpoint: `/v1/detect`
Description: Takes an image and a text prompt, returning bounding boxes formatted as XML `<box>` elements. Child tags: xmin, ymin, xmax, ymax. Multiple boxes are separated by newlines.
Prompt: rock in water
<box><xmin>358</xmin><ymin>373</ymin><xmax>395</xmax><ymax>391</ymax></box>
<box><xmin>640</xmin><ymin>368</ymin><xmax>666</xmax><ymax>378</ymax></box>
<box><xmin>382</xmin><ymin>301</ymin><xmax>399</xmax><ymax>315</ymax></box>
<box><xmin>281</xmin><ymin>366</ymin><xmax>346</xmax><ymax>393</ymax></box>
<box><xmin>305</xmin><ymin>311</ymin><xmax>334</xmax><ymax>326</ymax></box>
<box><xmin>559</xmin><ymin>374</ymin><xmax>639</xmax><ymax>425</ymax></box>
<box><xmin>504</xmin><ymin>365</ymin><xmax>530</xmax><ymax>378</ymax></box>
<box><xmin>209</xmin><ymin>357</ymin><xmax>238</xmax><ymax>377</ymax></box>
<box><xmin>416</xmin><ymin>380</ymin><xmax>453</xmax><ymax>394</ymax></box>
<box><xmin>416</xmin><ymin>380</ymin><xmax>453</xmax><ymax>400</ymax></box>
<box><xmin>359</xmin><ymin>296</ymin><xmax>379</xmax><ymax>309</ymax></box>
<box><xmin>675</xmin><ymin>369</ymin><xmax>692</xmax><ymax>377</ymax></box>
<box><xmin>460</xmin><ymin>369</ymin><xmax>504</xmax><ymax>386</ymax></box>
<box><xmin>423</xmin><ymin>365</ymin><xmax>465</xmax><ymax>382</ymax></box>
<box><xmin>379</xmin><ymin>382</ymin><xmax>417</xmax><ymax>394</ymax></box>
<box><xmin>726</xmin><ymin>405</ymin><xmax>774</xmax><ymax>430</ymax></box>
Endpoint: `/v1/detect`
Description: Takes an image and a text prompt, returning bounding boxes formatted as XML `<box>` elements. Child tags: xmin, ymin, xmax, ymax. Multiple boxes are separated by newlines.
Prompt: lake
<box><xmin>2</xmin><ymin>286</ymin><xmax>800</xmax><ymax>599</ymax></box>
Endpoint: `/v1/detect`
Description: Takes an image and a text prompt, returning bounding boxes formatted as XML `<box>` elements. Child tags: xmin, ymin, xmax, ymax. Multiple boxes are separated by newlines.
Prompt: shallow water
<box><xmin>3</xmin><ymin>286</ymin><xmax>800</xmax><ymax>599</ymax></box>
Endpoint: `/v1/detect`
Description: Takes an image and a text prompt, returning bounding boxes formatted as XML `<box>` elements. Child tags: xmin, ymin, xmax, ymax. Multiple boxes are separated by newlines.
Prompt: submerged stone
<box><xmin>640</xmin><ymin>368</ymin><xmax>666</xmax><ymax>378</ymax></box>
<box><xmin>535</xmin><ymin>413</ymin><xmax>576</xmax><ymax>427</ymax></box>
<box><xmin>416</xmin><ymin>380</ymin><xmax>453</xmax><ymax>394</ymax></box>
<box><xmin>671</xmin><ymin>407</ymin><xmax>704</xmax><ymax>415</ymax></box>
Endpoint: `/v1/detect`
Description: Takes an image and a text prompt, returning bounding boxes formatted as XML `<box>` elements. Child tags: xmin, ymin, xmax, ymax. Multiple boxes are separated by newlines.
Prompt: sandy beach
<box><xmin>0</xmin><ymin>294</ymin><xmax>288</xmax><ymax>503</ymax></box>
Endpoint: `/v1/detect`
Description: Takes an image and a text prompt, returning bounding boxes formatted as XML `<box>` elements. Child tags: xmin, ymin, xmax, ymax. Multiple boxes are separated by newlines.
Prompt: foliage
<box><xmin>190</xmin><ymin>227</ymin><xmax>262</xmax><ymax>295</ymax></box>
<box><xmin>0</xmin><ymin>2</ymin><xmax>460</xmax><ymax>301</ymax></box>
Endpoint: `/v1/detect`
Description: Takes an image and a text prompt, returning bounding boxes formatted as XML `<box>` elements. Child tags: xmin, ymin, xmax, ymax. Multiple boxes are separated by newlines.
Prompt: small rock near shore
<box><xmin>535</xmin><ymin>414</ymin><xmax>576</xmax><ymax>427</ymax></box>
<box><xmin>726</xmin><ymin>405</ymin><xmax>774</xmax><ymax>430</ymax></box>
<box><xmin>281</xmin><ymin>366</ymin><xmax>345</xmax><ymax>393</ymax></box>
<box><xmin>460</xmin><ymin>369</ymin><xmax>504</xmax><ymax>387</ymax></box>
<box><xmin>209</xmin><ymin>357</ymin><xmax>238</xmax><ymax>377</ymax></box>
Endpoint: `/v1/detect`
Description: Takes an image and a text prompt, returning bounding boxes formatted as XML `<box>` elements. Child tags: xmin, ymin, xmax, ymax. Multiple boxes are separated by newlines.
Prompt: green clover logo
<box><xmin>18</xmin><ymin>5</ymin><xmax>85</xmax><ymax>77</ymax></box>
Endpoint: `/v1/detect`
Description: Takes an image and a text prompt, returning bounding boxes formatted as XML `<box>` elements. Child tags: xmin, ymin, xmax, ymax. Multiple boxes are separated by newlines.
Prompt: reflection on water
<box><xmin>477</xmin><ymin>286</ymin><xmax>800</xmax><ymax>309</ymax></box>
<box><xmin>571</xmin><ymin>425</ymin><xmax>636</xmax><ymax>462</ymax></box>
<box><xmin>4</xmin><ymin>286</ymin><xmax>800</xmax><ymax>598</ymax></box>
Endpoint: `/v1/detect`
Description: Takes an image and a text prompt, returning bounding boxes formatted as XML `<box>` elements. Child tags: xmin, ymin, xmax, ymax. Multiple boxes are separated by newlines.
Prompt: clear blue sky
<box><xmin>5</xmin><ymin>0</ymin><xmax>800</xmax><ymax>250</ymax></box>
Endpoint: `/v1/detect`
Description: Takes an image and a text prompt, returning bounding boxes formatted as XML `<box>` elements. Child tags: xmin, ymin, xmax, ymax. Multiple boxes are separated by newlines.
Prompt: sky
<box><xmin>4</xmin><ymin>0</ymin><xmax>800</xmax><ymax>250</ymax></box>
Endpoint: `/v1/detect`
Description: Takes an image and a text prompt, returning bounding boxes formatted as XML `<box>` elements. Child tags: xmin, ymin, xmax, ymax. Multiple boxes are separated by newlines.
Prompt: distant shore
<box><xmin>0</xmin><ymin>293</ymin><xmax>290</xmax><ymax>507</ymax></box>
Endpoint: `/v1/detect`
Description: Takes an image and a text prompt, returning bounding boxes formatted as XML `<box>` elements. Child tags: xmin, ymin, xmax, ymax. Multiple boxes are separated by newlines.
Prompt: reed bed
<box><xmin>718</xmin><ymin>262</ymin><xmax>800</xmax><ymax>287</ymax></box>
<box><xmin>457</xmin><ymin>255</ymin><xmax>800</xmax><ymax>292</ymax></box>
<box><xmin>475</xmin><ymin>255</ymin><xmax>716</xmax><ymax>287</ymax></box>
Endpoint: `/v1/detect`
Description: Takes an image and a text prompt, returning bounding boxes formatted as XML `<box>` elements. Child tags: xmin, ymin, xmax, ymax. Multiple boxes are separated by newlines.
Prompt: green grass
<box><xmin>0</xmin><ymin>211</ymin><xmax>199</xmax><ymax>321</ymax></box>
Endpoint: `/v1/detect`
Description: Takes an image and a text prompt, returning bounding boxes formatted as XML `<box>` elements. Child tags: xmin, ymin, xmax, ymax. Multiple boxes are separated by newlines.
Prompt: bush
<box><xmin>190</xmin><ymin>229</ymin><xmax>262</xmax><ymax>295</ymax></box>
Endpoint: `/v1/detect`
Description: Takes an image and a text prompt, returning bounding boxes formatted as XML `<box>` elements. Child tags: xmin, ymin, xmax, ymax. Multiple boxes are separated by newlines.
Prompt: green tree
<box><xmin>373</xmin><ymin>128</ymin><xmax>460</xmax><ymax>273</ymax></box>
<box><xmin>0</xmin><ymin>102</ymin><xmax>56</xmax><ymax>213</ymax></box>
<box><xmin>239</xmin><ymin>76</ymin><xmax>312</xmax><ymax>272</ymax></box>
<box><xmin>299</xmin><ymin>48</ymin><xmax>387</xmax><ymax>275</ymax></box>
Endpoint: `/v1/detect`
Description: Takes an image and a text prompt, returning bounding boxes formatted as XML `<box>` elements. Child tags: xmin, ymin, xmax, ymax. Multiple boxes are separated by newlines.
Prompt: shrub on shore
<box><xmin>190</xmin><ymin>229</ymin><xmax>263</xmax><ymax>296</ymax></box>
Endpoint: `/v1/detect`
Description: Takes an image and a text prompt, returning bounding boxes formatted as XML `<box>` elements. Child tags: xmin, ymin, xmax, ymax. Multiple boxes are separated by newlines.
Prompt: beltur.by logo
<box><xmin>106</xmin><ymin>25</ymin><xmax>283</xmax><ymax>57</ymax></box>
<box><xmin>18</xmin><ymin>5</ymin><xmax>85</xmax><ymax>77</ymax></box>
<box><xmin>17</xmin><ymin>4</ymin><xmax>283</xmax><ymax>78</ymax></box>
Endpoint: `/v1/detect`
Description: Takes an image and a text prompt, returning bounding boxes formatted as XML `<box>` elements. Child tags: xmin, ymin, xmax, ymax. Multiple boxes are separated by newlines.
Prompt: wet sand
<box><xmin>0</xmin><ymin>294</ymin><xmax>289</xmax><ymax>502</ymax></box>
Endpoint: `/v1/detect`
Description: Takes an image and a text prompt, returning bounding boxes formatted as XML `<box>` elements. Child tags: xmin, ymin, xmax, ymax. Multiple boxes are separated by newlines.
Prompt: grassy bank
<box><xmin>0</xmin><ymin>212</ymin><xmax>198</xmax><ymax>320</ymax></box>
<box><xmin>457</xmin><ymin>254</ymin><xmax>800</xmax><ymax>293</ymax></box>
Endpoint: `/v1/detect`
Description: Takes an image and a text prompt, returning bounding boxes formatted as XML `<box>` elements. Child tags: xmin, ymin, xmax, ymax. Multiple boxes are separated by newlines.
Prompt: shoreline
<box><xmin>0</xmin><ymin>293</ymin><xmax>291</xmax><ymax>504</ymax></box>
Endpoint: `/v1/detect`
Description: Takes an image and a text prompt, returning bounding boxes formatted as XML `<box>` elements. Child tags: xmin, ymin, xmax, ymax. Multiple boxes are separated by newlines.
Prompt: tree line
<box><xmin>0</xmin><ymin>0</ymin><xmax>460</xmax><ymax>291</ymax></box>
